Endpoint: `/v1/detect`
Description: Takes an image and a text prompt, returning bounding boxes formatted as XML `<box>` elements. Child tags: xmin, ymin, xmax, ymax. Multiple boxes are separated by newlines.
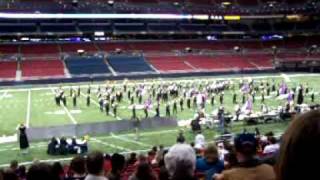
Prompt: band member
<box><xmin>297</xmin><ymin>85</ymin><xmax>304</xmax><ymax>105</ymax></box>
<box><xmin>77</xmin><ymin>86</ymin><xmax>81</xmax><ymax>97</ymax></box>
<box><xmin>187</xmin><ymin>97</ymin><xmax>191</xmax><ymax>109</ymax></box>
<box><xmin>173</xmin><ymin>100</ymin><xmax>177</xmax><ymax>115</ymax></box>
<box><xmin>99</xmin><ymin>96</ymin><xmax>104</xmax><ymax>112</ymax></box>
<box><xmin>155</xmin><ymin>102</ymin><xmax>160</xmax><ymax>117</ymax></box>
<box><xmin>232</xmin><ymin>92</ymin><xmax>237</xmax><ymax>104</ymax></box>
<box><xmin>86</xmin><ymin>94</ymin><xmax>90</xmax><ymax>107</ymax></box>
<box><xmin>211</xmin><ymin>94</ymin><xmax>215</xmax><ymax>107</ymax></box>
<box><xmin>17</xmin><ymin>123</ymin><xmax>29</xmax><ymax>154</ymax></box>
<box><xmin>87</xmin><ymin>86</ymin><xmax>91</xmax><ymax>94</ymax></box>
<box><xmin>104</xmin><ymin>100</ymin><xmax>110</xmax><ymax>115</ymax></box>
<box><xmin>166</xmin><ymin>103</ymin><xmax>170</xmax><ymax>117</ymax></box>
<box><xmin>130</xmin><ymin>96</ymin><xmax>135</xmax><ymax>105</ymax></box>
<box><xmin>132</xmin><ymin>105</ymin><xmax>136</xmax><ymax>119</ymax></box>
<box><xmin>138</xmin><ymin>94</ymin><xmax>142</xmax><ymax>104</ymax></box>
<box><xmin>193</xmin><ymin>96</ymin><xmax>197</xmax><ymax>109</ymax></box>
<box><xmin>242</xmin><ymin>94</ymin><xmax>246</xmax><ymax>104</ymax></box>
<box><xmin>112</xmin><ymin>102</ymin><xmax>118</xmax><ymax>117</ymax></box>
<box><xmin>252</xmin><ymin>91</ymin><xmax>256</xmax><ymax>104</ymax></box>
<box><xmin>55</xmin><ymin>91</ymin><xmax>60</xmax><ymax>106</ymax></box>
<box><xmin>179</xmin><ymin>98</ymin><xmax>184</xmax><ymax>111</ymax></box>
<box><xmin>127</xmin><ymin>90</ymin><xmax>131</xmax><ymax>100</ymax></box>
<box><xmin>144</xmin><ymin>105</ymin><xmax>148</xmax><ymax>118</ymax></box>
<box><xmin>62</xmin><ymin>94</ymin><xmax>67</xmax><ymax>106</ymax></box>
<box><xmin>311</xmin><ymin>91</ymin><xmax>315</xmax><ymax>103</ymax></box>
<box><xmin>219</xmin><ymin>92</ymin><xmax>224</xmax><ymax>105</ymax></box>
<box><xmin>261</xmin><ymin>91</ymin><xmax>265</xmax><ymax>103</ymax></box>
<box><xmin>72</xmin><ymin>92</ymin><xmax>77</xmax><ymax>107</ymax></box>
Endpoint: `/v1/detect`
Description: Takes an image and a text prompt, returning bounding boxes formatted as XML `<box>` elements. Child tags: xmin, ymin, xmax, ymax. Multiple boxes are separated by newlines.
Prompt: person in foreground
<box><xmin>276</xmin><ymin>110</ymin><xmax>320</xmax><ymax>180</ymax></box>
<box><xmin>214</xmin><ymin>133</ymin><xmax>275</xmax><ymax>180</ymax></box>
<box><xmin>85</xmin><ymin>151</ymin><xmax>108</xmax><ymax>180</ymax></box>
<box><xmin>164</xmin><ymin>143</ymin><xmax>197</xmax><ymax>180</ymax></box>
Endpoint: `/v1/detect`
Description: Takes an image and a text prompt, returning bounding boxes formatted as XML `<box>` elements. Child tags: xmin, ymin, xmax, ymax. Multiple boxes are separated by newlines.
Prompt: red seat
<box><xmin>0</xmin><ymin>61</ymin><xmax>17</xmax><ymax>79</ymax></box>
<box><xmin>21</xmin><ymin>59</ymin><xmax>65</xmax><ymax>78</ymax></box>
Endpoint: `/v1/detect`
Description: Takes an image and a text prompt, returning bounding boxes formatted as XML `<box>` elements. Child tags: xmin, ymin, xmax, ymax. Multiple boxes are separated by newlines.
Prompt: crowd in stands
<box><xmin>0</xmin><ymin>110</ymin><xmax>319</xmax><ymax>180</ymax></box>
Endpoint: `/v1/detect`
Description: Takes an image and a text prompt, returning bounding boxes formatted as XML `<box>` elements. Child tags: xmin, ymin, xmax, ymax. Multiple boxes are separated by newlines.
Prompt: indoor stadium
<box><xmin>0</xmin><ymin>0</ymin><xmax>319</xmax><ymax>179</ymax></box>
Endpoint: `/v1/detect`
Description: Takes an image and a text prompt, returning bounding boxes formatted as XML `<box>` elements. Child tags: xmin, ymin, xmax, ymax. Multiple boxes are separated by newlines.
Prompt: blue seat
<box><xmin>65</xmin><ymin>56</ymin><xmax>110</xmax><ymax>75</ymax></box>
<box><xmin>108</xmin><ymin>55</ymin><xmax>154</xmax><ymax>73</ymax></box>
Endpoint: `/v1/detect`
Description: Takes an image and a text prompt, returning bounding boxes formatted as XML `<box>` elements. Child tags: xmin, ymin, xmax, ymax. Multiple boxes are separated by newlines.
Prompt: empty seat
<box><xmin>0</xmin><ymin>61</ymin><xmax>17</xmax><ymax>79</ymax></box>
<box><xmin>21</xmin><ymin>60</ymin><xmax>65</xmax><ymax>78</ymax></box>
<box><xmin>65</xmin><ymin>56</ymin><xmax>110</xmax><ymax>75</ymax></box>
<box><xmin>147</xmin><ymin>56</ymin><xmax>194</xmax><ymax>72</ymax></box>
<box><xmin>108</xmin><ymin>55</ymin><xmax>154</xmax><ymax>73</ymax></box>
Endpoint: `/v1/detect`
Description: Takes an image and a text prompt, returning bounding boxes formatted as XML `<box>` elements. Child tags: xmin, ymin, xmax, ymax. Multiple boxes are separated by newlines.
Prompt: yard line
<box><xmin>0</xmin><ymin>91</ymin><xmax>8</xmax><ymax>99</ymax></box>
<box><xmin>91</xmin><ymin>137</ymin><xmax>131</xmax><ymax>151</ymax></box>
<box><xmin>110</xmin><ymin>132</ymin><xmax>151</xmax><ymax>147</ymax></box>
<box><xmin>50</xmin><ymin>89</ymin><xmax>77</xmax><ymax>124</ymax></box>
<box><xmin>80</xmin><ymin>92</ymin><xmax>122</xmax><ymax>120</ymax></box>
<box><xmin>124</xmin><ymin>129</ymin><xmax>179</xmax><ymax>137</ymax></box>
<box><xmin>26</xmin><ymin>90</ymin><xmax>31</xmax><ymax>127</ymax></box>
<box><xmin>281</xmin><ymin>73</ymin><xmax>291</xmax><ymax>82</ymax></box>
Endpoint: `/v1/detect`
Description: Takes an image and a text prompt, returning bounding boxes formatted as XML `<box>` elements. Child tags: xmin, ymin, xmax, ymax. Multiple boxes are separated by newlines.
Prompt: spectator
<box><xmin>127</xmin><ymin>153</ymin><xmax>137</xmax><ymax>166</ymax></box>
<box><xmin>66</xmin><ymin>156</ymin><xmax>86</xmax><ymax>180</ymax></box>
<box><xmin>263</xmin><ymin>136</ymin><xmax>279</xmax><ymax>155</ymax></box>
<box><xmin>3</xmin><ymin>169</ymin><xmax>18</xmax><ymax>180</ymax></box>
<box><xmin>196</xmin><ymin>143</ymin><xmax>224</xmax><ymax>180</ymax></box>
<box><xmin>103</xmin><ymin>154</ymin><xmax>112</xmax><ymax>176</ymax></box>
<box><xmin>52</xmin><ymin>162</ymin><xmax>64</xmax><ymax>180</ymax></box>
<box><xmin>214</xmin><ymin>133</ymin><xmax>275</xmax><ymax>180</ymax></box>
<box><xmin>17</xmin><ymin>165</ymin><xmax>27</xmax><ymax>180</ymax></box>
<box><xmin>108</xmin><ymin>153</ymin><xmax>125</xmax><ymax>180</ymax></box>
<box><xmin>85</xmin><ymin>151</ymin><xmax>108</xmax><ymax>180</ymax></box>
<box><xmin>27</xmin><ymin>163</ymin><xmax>54</xmax><ymax>180</ymax></box>
<box><xmin>276</xmin><ymin>110</ymin><xmax>320</xmax><ymax>180</ymax></box>
<box><xmin>9</xmin><ymin>160</ymin><xmax>18</xmax><ymax>174</ymax></box>
<box><xmin>128</xmin><ymin>162</ymin><xmax>157</xmax><ymax>180</ymax></box>
<box><xmin>164</xmin><ymin>144</ymin><xmax>196</xmax><ymax>180</ymax></box>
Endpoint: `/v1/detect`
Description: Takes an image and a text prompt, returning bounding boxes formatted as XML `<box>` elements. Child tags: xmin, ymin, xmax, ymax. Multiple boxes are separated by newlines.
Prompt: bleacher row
<box><xmin>1</xmin><ymin>37</ymin><xmax>319</xmax><ymax>55</ymax></box>
<box><xmin>0</xmin><ymin>54</ymin><xmax>274</xmax><ymax>80</ymax></box>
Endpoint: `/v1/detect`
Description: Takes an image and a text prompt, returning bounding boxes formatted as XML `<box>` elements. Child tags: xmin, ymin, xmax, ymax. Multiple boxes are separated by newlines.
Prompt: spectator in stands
<box><xmin>104</xmin><ymin>154</ymin><xmax>112</xmax><ymax>176</ymax></box>
<box><xmin>127</xmin><ymin>153</ymin><xmax>137</xmax><ymax>166</ymax></box>
<box><xmin>164</xmin><ymin>144</ymin><xmax>196</xmax><ymax>180</ymax></box>
<box><xmin>9</xmin><ymin>160</ymin><xmax>19</xmax><ymax>175</ymax></box>
<box><xmin>85</xmin><ymin>151</ymin><xmax>108</xmax><ymax>180</ymax></box>
<box><xmin>27</xmin><ymin>163</ymin><xmax>54</xmax><ymax>180</ymax></box>
<box><xmin>52</xmin><ymin>162</ymin><xmax>64</xmax><ymax>180</ymax></box>
<box><xmin>214</xmin><ymin>133</ymin><xmax>275</xmax><ymax>180</ymax></box>
<box><xmin>66</xmin><ymin>155</ymin><xmax>87</xmax><ymax>180</ymax></box>
<box><xmin>276</xmin><ymin>110</ymin><xmax>320</xmax><ymax>180</ymax></box>
<box><xmin>128</xmin><ymin>162</ymin><xmax>157</xmax><ymax>180</ymax></box>
<box><xmin>17</xmin><ymin>165</ymin><xmax>27</xmax><ymax>180</ymax></box>
<box><xmin>196</xmin><ymin>143</ymin><xmax>224</xmax><ymax>180</ymax></box>
<box><xmin>263</xmin><ymin>136</ymin><xmax>279</xmax><ymax>155</ymax></box>
<box><xmin>108</xmin><ymin>153</ymin><xmax>125</xmax><ymax>180</ymax></box>
<box><xmin>0</xmin><ymin>169</ymin><xmax>3</xmax><ymax>180</ymax></box>
<box><xmin>3</xmin><ymin>169</ymin><xmax>18</xmax><ymax>180</ymax></box>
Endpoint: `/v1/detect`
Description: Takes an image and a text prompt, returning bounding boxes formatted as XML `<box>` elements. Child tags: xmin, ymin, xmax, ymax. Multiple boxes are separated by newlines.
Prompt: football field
<box><xmin>0</xmin><ymin>73</ymin><xmax>319</xmax><ymax>166</ymax></box>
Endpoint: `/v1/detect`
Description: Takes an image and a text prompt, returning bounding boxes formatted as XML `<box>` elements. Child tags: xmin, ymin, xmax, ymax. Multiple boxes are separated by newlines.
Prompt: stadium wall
<box><xmin>26</xmin><ymin>117</ymin><xmax>178</xmax><ymax>140</ymax></box>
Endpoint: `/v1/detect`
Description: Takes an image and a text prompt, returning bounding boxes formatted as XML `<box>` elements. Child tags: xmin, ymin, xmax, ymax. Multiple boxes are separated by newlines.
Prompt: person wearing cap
<box><xmin>214</xmin><ymin>133</ymin><xmax>275</xmax><ymax>180</ymax></box>
<box><xmin>196</xmin><ymin>143</ymin><xmax>224</xmax><ymax>180</ymax></box>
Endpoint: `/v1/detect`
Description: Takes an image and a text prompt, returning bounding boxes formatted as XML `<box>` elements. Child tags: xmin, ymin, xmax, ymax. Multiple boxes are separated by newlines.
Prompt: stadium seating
<box><xmin>21</xmin><ymin>59</ymin><xmax>65</xmax><ymax>78</ymax></box>
<box><xmin>0</xmin><ymin>61</ymin><xmax>17</xmax><ymax>79</ymax></box>
<box><xmin>20</xmin><ymin>44</ymin><xmax>60</xmax><ymax>56</ymax></box>
<box><xmin>107</xmin><ymin>55</ymin><xmax>154</xmax><ymax>73</ymax></box>
<box><xmin>147</xmin><ymin>56</ymin><xmax>194</xmax><ymax>72</ymax></box>
<box><xmin>65</xmin><ymin>56</ymin><xmax>110</xmax><ymax>75</ymax></box>
<box><xmin>60</xmin><ymin>43</ymin><xmax>99</xmax><ymax>53</ymax></box>
<box><xmin>0</xmin><ymin>44</ymin><xmax>18</xmax><ymax>54</ymax></box>
<box><xmin>183</xmin><ymin>56</ymin><xmax>229</xmax><ymax>71</ymax></box>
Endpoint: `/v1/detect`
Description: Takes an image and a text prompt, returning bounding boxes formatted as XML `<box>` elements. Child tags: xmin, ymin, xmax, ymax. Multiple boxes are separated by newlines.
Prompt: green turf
<box><xmin>0</xmin><ymin>73</ymin><xmax>318</xmax><ymax>166</ymax></box>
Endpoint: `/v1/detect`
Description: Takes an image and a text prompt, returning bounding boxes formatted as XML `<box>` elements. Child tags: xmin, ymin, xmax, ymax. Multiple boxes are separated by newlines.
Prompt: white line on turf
<box><xmin>91</xmin><ymin>137</ymin><xmax>131</xmax><ymax>151</ymax></box>
<box><xmin>50</xmin><ymin>89</ymin><xmax>77</xmax><ymax>124</ymax></box>
<box><xmin>26</xmin><ymin>90</ymin><xmax>31</xmax><ymax>127</ymax></box>
<box><xmin>281</xmin><ymin>73</ymin><xmax>291</xmax><ymax>82</ymax></box>
<box><xmin>110</xmin><ymin>132</ymin><xmax>151</xmax><ymax>147</ymax></box>
<box><xmin>0</xmin><ymin>91</ymin><xmax>8</xmax><ymax>99</ymax></box>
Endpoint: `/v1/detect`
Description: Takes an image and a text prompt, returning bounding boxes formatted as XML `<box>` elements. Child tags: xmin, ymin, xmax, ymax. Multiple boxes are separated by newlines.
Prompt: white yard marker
<box><xmin>0</xmin><ymin>91</ymin><xmax>8</xmax><ymax>99</ymax></box>
<box><xmin>281</xmin><ymin>73</ymin><xmax>291</xmax><ymax>82</ymax></box>
<box><xmin>110</xmin><ymin>132</ymin><xmax>151</xmax><ymax>147</ymax></box>
<box><xmin>50</xmin><ymin>89</ymin><xmax>77</xmax><ymax>124</ymax></box>
<box><xmin>26</xmin><ymin>90</ymin><xmax>32</xmax><ymax>127</ymax></box>
<box><xmin>91</xmin><ymin>137</ymin><xmax>131</xmax><ymax>151</ymax></box>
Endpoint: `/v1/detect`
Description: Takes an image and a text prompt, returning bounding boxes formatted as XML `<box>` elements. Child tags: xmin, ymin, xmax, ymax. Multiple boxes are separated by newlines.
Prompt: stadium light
<box><xmin>94</xmin><ymin>31</ymin><xmax>105</xmax><ymax>37</ymax></box>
